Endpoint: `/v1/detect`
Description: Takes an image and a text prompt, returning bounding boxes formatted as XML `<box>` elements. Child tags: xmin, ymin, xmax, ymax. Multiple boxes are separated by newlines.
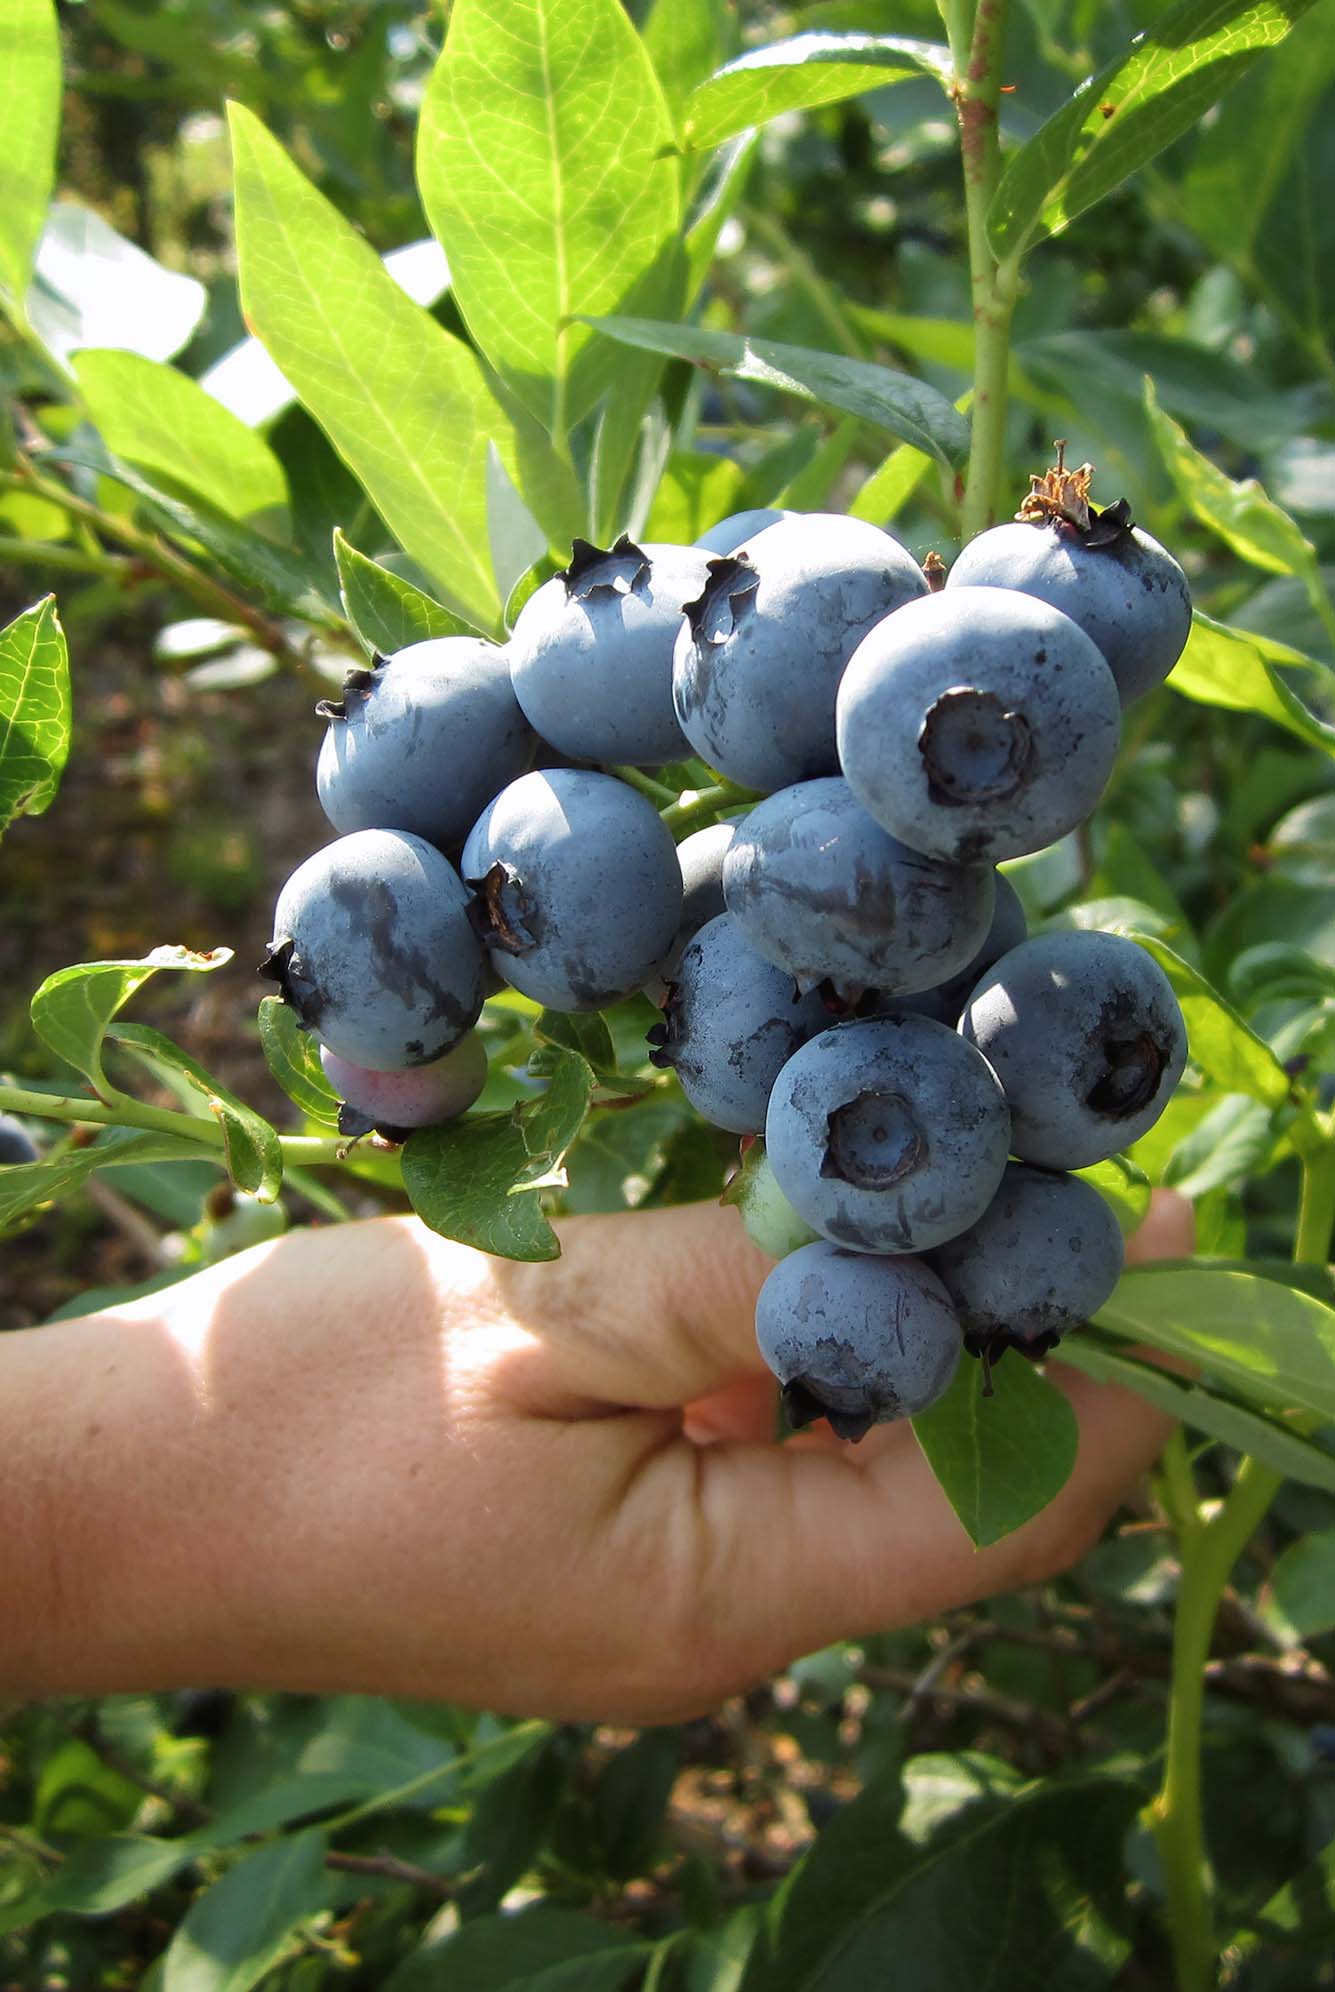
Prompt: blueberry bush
<box><xmin>3</xmin><ymin>0</ymin><xmax>1335</xmax><ymax>1985</ymax></box>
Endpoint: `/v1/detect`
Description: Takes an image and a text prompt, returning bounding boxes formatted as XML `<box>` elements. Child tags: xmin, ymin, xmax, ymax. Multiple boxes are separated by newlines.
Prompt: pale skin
<box><xmin>1</xmin><ymin>1190</ymin><xmax>1192</xmax><ymax>1723</ymax></box>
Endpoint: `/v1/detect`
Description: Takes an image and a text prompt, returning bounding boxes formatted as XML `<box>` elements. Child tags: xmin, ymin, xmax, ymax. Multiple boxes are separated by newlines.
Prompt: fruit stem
<box><xmin>606</xmin><ymin>764</ymin><xmax>679</xmax><ymax>807</ymax></box>
<box><xmin>660</xmin><ymin>780</ymin><xmax>759</xmax><ymax>836</ymax></box>
<box><xmin>0</xmin><ymin>1082</ymin><xmax>354</xmax><ymax>1170</ymax></box>
<box><xmin>0</xmin><ymin>1081</ymin><xmax>225</xmax><ymax>1147</ymax></box>
<box><xmin>0</xmin><ymin>460</ymin><xmax>338</xmax><ymax>685</ymax></box>
<box><xmin>944</xmin><ymin>0</ymin><xmax>1021</xmax><ymax>541</ymax></box>
<box><xmin>1151</xmin><ymin>1126</ymin><xmax>1335</xmax><ymax>1992</ymax></box>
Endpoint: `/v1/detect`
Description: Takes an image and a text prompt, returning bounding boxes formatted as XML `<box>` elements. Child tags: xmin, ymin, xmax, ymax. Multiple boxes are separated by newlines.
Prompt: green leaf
<box><xmin>73</xmin><ymin>350</ymin><xmax>288</xmax><ymax>525</ymax></box>
<box><xmin>1058</xmin><ymin>1336</ymin><xmax>1335</xmax><ymax>1494</ymax></box>
<box><xmin>257</xmin><ymin>995</ymin><xmax>341</xmax><ymax>1127</ymax></box>
<box><xmin>847</xmin><ymin>437</ymin><xmax>939</xmax><ymax>526</ymax></box>
<box><xmin>30</xmin><ymin>946</ymin><xmax>232</xmax><ymax>1094</ymax></box>
<box><xmin>1246</xmin><ymin>1842</ymin><xmax>1335</xmax><ymax>1954</ymax></box>
<box><xmin>1117</xmin><ymin>929</ymin><xmax>1291</xmax><ymax>1105</ymax></box>
<box><xmin>108</xmin><ymin>1022</ymin><xmax>283</xmax><ymax>1201</ymax></box>
<box><xmin>911</xmin><ymin>1354</ymin><xmax>1079</xmax><ymax>1549</ymax></box>
<box><xmin>401</xmin><ymin>1045</ymin><xmax>592</xmax><ymax>1260</ymax></box>
<box><xmin>417</xmin><ymin>0</ymin><xmax>682</xmax><ymax>439</ymax></box>
<box><xmin>0</xmin><ymin>595</ymin><xmax>69</xmax><ymax>834</ymax></box>
<box><xmin>228</xmin><ymin>104</ymin><xmax>581</xmax><ymax>634</ymax></box>
<box><xmin>383</xmin><ymin>1907</ymin><xmax>642</xmax><ymax>1992</ymax></box>
<box><xmin>809</xmin><ymin>1779</ymin><xmax>1138</xmax><ymax>1988</ymax></box>
<box><xmin>533</xmin><ymin>1009</ymin><xmax>618</xmax><ymax>1077</ymax></box>
<box><xmin>1162</xmin><ymin>1092</ymin><xmax>1282</xmax><ymax>1198</ymax></box>
<box><xmin>1144</xmin><ymin>379</ymin><xmax>1319</xmax><ymax>579</ymax></box>
<box><xmin>594</xmin><ymin>1730</ymin><xmax>682</xmax><ymax>1881</ymax></box>
<box><xmin>332</xmin><ymin>530</ymin><xmax>476</xmax><ymax>655</ymax></box>
<box><xmin>0</xmin><ymin>1131</ymin><xmax>214</xmax><ymax>1233</ymax></box>
<box><xmin>1176</xmin><ymin>5</ymin><xmax>1335</xmax><ymax>369</ymax></box>
<box><xmin>1260</xmin><ymin>1528</ymin><xmax>1335</xmax><ymax>1641</ymax></box>
<box><xmin>0</xmin><ymin>0</ymin><xmax>60</xmax><ymax>317</ymax></box>
<box><xmin>33</xmin><ymin>1738</ymin><xmax>143</xmax><ymax>1837</ymax></box>
<box><xmin>1096</xmin><ymin>1265</ymin><xmax>1335</xmax><ymax>1424</ymax></box>
<box><xmin>161</xmin><ymin>1829</ymin><xmax>332</xmax><ymax>1992</ymax></box>
<box><xmin>681</xmin><ymin>34</ymin><xmax>951</xmax><ymax>152</ymax></box>
<box><xmin>641</xmin><ymin>0</ymin><xmax>729</xmax><ymax>116</ymax></box>
<box><xmin>1170</xmin><ymin>611</ymin><xmax>1335</xmax><ymax>757</ymax></box>
<box><xmin>1075</xmin><ymin>1154</ymin><xmax>1153</xmax><ymax>1237</ymax></box>
<box><xmin>644</xmin><ymin>451</ymin><xmax>748</xmax><ymax>546</ymax></box>
<box><xmin>0</xmin><ymin>1835</ymin><xmax>192</xmax><ymax>1928</ymax></box>
<box><xmin>739</xmin><ymin>1772</ymin><xmax>910</xmax><ymax>1992</ymax></box>
<box><xmin>458</xmin><ymin>1735</ymin><xmax>569</xmax><ymax>1917</ymax></box>
<box><xmin>988</xmin><ymin>0</ymin><xmax>1318</xmax><ymax>261</ymax></box>
<box><xmin>53</xmin><ymin>440</ymin><xmax>336</xmax><ymax>625</ymax></box>
<box><xmin>590</xmin><ymin>317</ymin><xmax>970</xmax><ymax>468</ymax></box>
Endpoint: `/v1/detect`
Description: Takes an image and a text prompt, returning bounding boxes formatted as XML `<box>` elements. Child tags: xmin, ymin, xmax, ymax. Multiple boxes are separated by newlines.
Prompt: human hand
<box><xmin>3</xmin><ymin>1190</ymin><xmax>1191</xmax><ymax>1722</ymax></box>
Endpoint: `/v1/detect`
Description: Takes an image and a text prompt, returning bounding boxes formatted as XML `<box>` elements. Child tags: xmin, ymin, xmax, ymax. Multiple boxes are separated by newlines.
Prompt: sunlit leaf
<box><xmin>418</xmin><ymin>0</ymin><xmax>682</xmax><ymax>438</ymax></box>
<box><xmin>989</xmin><ymin>0</ymin><xmax>1318</xmax><ymax>261</ymax></box>
<box><xmin>0</xmin><ymin>0</ymin><xmax>60</xmax><ymax>317</ymax></box>
<box><xmin>0</xmin><ymin>595</ymin><xmax>68</xmax><ymax>834</ymax></box>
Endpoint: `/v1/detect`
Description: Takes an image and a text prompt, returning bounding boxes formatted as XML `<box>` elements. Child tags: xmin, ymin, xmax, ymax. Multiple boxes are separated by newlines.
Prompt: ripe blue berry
<box><xmin>888</xmin><ymin>873</ymin><xmax>1028</xmax><ymax>1025</ymax></box>
<box><xmin>673</xmin><ymin>513</ymin><xmax>929</xmax><ymax>791</ymax></box>
<box><xmin>926</xmin><ymin>1163</ymin><xmax>1125</xmax><ymax>1361</ymax></box>
<box><xmin>321</xmin><ymin>1033</ymin><xmax>488</xmax><ymax>1138</ymax></box>
<box><xmin>462</xmin><ymin>769</ymin><xmax>682</xmax><ymax>1012</ymax></box>
<box><xmin>722</xmin><ymin>777</ymin><xmax>995</xmax><ymax>995</ymax></box>
<box><xmin>837</xmin><ymin>587</ymin><xmax>1121</xmax><ymax>866</ymax></box>
<box><xmin>0</xmin><ymin>1114</ymin><xmax>38</xmax><ymax>1165</ymax></box>
<box><xmin>959</xmin><ymin>930</ymin><xmax>1188</xmax><ymax>1168</ymax></box>
<box><xmin>316</xmin><ymin>638</ymin><xmax>534</xmax><ymax>849</ymax></box>
<box><xmin>947</xmin><ymin>517</ymin><xmax>1191</xmax><ymax>706</ymax></box>
<box><xmin>649</xmin><ymin>818</ymin><xmax>739</xmax><ymax>996</ymax></box>
<box><xmin>647</xmin><ymin>913</ymin><xmax>829</xmax><ymax>1133</ymax></box>
<box><xmin>263</xmin><ymin>829</ymin><xmax>485</xmax><ymax>1071</ymax></box>
<box><xmin>755</xmin><ymin>1241</ymin><xmax>962</xmax><ymax>1440</ymax></box>
<box><xmin>765</xmin><ymin>1015</ymin><xmax>1011</xmax><ymax>1254</ymax></box>
<box><xmin>694</xmin><ymin>507</ymin><xmax>791</xmax><ymax>554</ymax></box>
<box><xmin>508</xmin><ymin>538</ymin><xmax>711</xmax><ymax>765</ymax></box>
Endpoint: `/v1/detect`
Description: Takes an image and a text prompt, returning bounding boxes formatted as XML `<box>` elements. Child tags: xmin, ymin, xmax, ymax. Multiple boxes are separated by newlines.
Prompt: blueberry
<box><xmin>0</xmin><ymin>1114</ymin><xmax>39</xmax><ymax>1164</ymax></box>
<box><xmin>316</xmin><ymin>638</ymin><xmax>534</xmax><ymax>848</ymax></box>
<box><xmin>648</xmin><ymin>819</ymin><xmax>739</xmax><ymax>997</ymax></box>
<box><xmin>755</xmin><ymin>1241</ymin><xmax>962</xmax><ymax>1440</ymax></box>
<box><xmin>887</xmin><ymin>873</ymin><xmax>1028</xmax><ymax>1025</ymax></box>
<box><xmin>765</xmin><ymin>1015</ymin><xmax>1011</xmax><ymax>1254</ymax></box>
<box><xmin>262</xmin><ymin>829</ymin><xmax>485</xmax><ymax>1070</ymax></box>
<box><xmin>959</xmin><ymin>930</ymin><xmax>1188</xmax><ymax>1168</ymax></box>
<box><xmin>694</xmin><ymin>507</ymin><xmax>792</xmax><ymax>555</ymax></box>
<box><xmin>722</xmin><ymin>777</ymin><xmax>995</xmax><ymax>996</ymax></box>
<box><xmin>647</xmin><ymin>913</ymin><xmax>829</xmax><ymax>1133</ymax></box>
<box><xmin>836</xmin><ymin>586</ymin><xmax>1121</xmax><ymax>865</ymax></box>
<box><xmin>947</xmin><ymin>518</ymin><xmax>1191</xmax><ymax>707</ymax></box>
<box><xmin>507</xmin><ymin>537</ymin><xmax>712</xmax><ymax>765</ymax></box>
<box><xmin>462</xmin><ymin>769</ymin><xmax>682</xmax><ymax>1012</ymax></box>
<box><xmin>926</xmin><ymin>1163</ymin><xmax>1125</xmax><ymax>1362</ymax></box>
<box><xmin>321</xmin><ymin>1033</ymin><xmax>487</xmax><ymax>1139</ymax></box>
<box><xmin>672</xmin><ymin>514</ymin><xmax>929</xmax><ymax>792</ymax></box>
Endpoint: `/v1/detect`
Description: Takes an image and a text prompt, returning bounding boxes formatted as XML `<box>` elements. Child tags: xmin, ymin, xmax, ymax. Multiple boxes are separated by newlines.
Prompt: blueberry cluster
<box><xmin>264</xmin><ymin>462</ymin><xmax>1191</xmax><ymax>1438</ymax></box>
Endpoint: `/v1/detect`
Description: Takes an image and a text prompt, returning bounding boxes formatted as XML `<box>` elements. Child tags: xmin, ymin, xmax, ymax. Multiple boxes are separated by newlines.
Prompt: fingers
<box><xmin>487</xmin><ymin>1199</ymin><xmax>777</xmax><ymax>1411</ymax></box>
<box><xmin>1127</xmin><ymin>1186</ymin><xmax>1194</xmax><ymax>1265</ymax></box>
<box><xmin>657</xmin><ymin>1351</ymin><xmax>1175</xmax><ymax>1705</ymax></box>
